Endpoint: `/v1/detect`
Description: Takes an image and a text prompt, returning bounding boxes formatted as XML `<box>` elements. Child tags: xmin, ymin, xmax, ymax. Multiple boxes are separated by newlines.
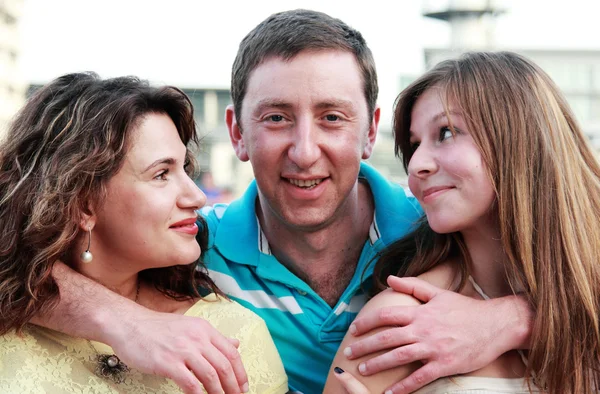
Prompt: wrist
<box><xmin>494</xmin><ymin>294</ymin><xmax>532</xmax><ymax>351</ymax></box>
<box><xmin>88</xmin><ymin>296</ymin><xmax>145</xmax><ymax>345</ymax></box>
<box><xmin>509</xmin><ymin>294</ymin><xmax>533</xmax><ymax>350</ymax></box>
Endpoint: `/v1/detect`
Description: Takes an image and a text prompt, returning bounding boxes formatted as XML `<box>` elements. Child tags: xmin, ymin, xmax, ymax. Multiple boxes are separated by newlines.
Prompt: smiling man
<box><xmin>202</xmin><ymin>14</ymin><xmax>422</xmax><ymax>390</ymax></box>
<box><xmin>32</xmin><ymin>9</ymin><xmax>533</xmax><ymax>394</ymax></box>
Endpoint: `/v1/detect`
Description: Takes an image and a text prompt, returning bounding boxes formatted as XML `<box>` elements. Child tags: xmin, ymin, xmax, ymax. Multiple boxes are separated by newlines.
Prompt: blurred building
<box><xmin>182</xmin><ymin>88</ymin><xmax>253</xmax><ymax>198</ymax></box>
<box><xmin>0</xmin><ymin>0</ymin><xmax>25</xmax><ymax>139</ymax></box>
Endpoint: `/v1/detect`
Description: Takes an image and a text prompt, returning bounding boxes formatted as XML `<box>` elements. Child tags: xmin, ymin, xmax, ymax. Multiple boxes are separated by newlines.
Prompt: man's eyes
<box><xmin>268</xmin><ymin>115</ymin><xmax>284</xmax><ymax>122</ymax></box>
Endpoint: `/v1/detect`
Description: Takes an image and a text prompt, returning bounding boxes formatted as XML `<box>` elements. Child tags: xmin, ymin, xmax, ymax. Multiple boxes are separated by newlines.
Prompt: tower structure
<box><xmin>422</xmin><ymin>0</ymin><xmax>505</xmax><ymax>69</ymax></box>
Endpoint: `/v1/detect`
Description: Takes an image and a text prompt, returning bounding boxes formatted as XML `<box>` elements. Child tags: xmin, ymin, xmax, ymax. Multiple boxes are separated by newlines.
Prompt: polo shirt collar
<box><xmin>213</xmin><ymin>162</ymin><xmax>389</xmax><ymax>266</ymax></box>
<box><xmin>213</xmin><ymin>180</ymin><xmax>262</xmax><ymax>267</ymax></box>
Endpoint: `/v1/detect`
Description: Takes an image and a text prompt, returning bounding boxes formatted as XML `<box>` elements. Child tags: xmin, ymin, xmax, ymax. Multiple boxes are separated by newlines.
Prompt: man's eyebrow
<box><xmin>253</xmin><ymin>99</ymin><xmax>294</xmax><ymax>114</ymax></box>
<box><xmin>142</xmin><ymin>157</ymin><xmax>175</xmax><ymax>173</ymax></box>
<box><xmin>314</xmin><ymin>99</ymin><xmax>356</xmax><ymax>110</ymax></box>
<box><xmin>252</xmin><ymin>98</ymin><xmax>357</xmax><ymax>114</ymax></box>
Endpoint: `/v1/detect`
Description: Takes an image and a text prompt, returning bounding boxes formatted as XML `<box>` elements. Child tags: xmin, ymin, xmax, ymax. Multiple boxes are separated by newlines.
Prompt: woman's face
<box><xmin>92</xmin><ymin>113</ymin><xmax>206</xmax><ymax>271</ymax></box>
<box><xmin>407</xmin><ymin>87</ymin><xmax>496</xmax><ymax>234</ymax></box>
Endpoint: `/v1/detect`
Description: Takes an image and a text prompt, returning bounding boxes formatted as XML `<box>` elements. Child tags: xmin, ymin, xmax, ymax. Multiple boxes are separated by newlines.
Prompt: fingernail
<box><xmin>385</xmin><ymin>391</ymin><xmax>393</xmax><ymax>394</ymax></box>
<box><xmin>358</xmin><ymin>363</ymin><xmax>366</xmax><ymax>374</ymax></box>
<box><xmin>242</xmin><ymin>382</ymin><xmax>249</xmax><ymax>393</ymax></box>
<box><xmin>349</xmin><ymin>324</ymin><xmax>357</xmax><ymax>335</ymax></box>
<box><xmin>343</xmin><ymin>347</ymin><xmax>352</xmax><ymax>358</ymax></box>
<box><xmin>334</xmin><ymin>366</ymin><xmax>345</xmax><ymax>374</ymax></box>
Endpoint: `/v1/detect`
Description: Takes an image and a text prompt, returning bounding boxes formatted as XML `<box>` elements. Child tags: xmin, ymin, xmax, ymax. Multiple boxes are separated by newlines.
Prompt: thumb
<box><xmin>387</xmin><ymin>276</ymin><xmax>443</xmax><ymax>303</ymax></box>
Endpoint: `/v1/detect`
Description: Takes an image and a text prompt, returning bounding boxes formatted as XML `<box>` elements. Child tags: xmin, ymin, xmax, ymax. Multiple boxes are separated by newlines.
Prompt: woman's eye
<box><xmin>409</xmin><ymin>141</ymin><xmax>420</xmax><ymax>151</ymax></box>
<box><xmin>154</xmin><ymin>170</ymin><xmax>168</xmax><ymax>181</ymax></box>
<box><xmin>440</xmin><ymin>127</ymin><xmax>453</xmax><ymax>141</ymax></box>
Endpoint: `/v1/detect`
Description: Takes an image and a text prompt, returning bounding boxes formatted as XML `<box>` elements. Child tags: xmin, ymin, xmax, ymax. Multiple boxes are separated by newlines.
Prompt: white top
<box><xmin>414</xmin><ymin>376</ymin><xmax>540</xmax><ymax>394</ymax></box>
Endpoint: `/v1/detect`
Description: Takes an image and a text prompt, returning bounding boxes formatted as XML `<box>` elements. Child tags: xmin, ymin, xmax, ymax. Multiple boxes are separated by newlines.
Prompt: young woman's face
<box><xmin>92</xmin><ymin>113</ymin><xmax>206</xmax><ymax>271</ymax></box>
<box><xmin>407</xmin><ymin>87</ymin><xmax>496</xmax><ymax>234</ymax></box>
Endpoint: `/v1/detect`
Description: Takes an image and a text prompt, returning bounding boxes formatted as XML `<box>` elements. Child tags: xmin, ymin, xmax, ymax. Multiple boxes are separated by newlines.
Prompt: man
<box><xmin>37</xmin><ymin>9</ymin><xmax>531</xmax><ymax>394</ymax></box>
<box><xmin>203</xmin><ymin>10</ymin><xmax>422</xmax><ymax>391</ymax></box>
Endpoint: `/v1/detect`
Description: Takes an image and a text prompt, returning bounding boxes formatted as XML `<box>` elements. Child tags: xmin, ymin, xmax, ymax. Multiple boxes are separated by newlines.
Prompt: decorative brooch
<box><xmin>94</xmin><ymin>354</ymin><xmax>130</xmax><ymax>384</ymax></box>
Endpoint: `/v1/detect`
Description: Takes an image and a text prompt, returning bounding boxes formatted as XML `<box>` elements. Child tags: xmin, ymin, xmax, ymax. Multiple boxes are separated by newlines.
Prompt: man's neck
<box><xmin>258</xmin><ymin>181</ymin><xmax>374</xmax><ymax>306</ymax></box>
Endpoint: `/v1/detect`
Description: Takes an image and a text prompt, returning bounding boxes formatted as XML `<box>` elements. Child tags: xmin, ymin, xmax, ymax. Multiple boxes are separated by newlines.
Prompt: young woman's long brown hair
<box><xmin>0</xmin><ymin>73</ymin><xmax>222</xmax><ymax>334</ymax></box>
<box><xmin>374</xmin><ymin>52</ymin><xmax>600</xmax><ymax>393</ymax></box>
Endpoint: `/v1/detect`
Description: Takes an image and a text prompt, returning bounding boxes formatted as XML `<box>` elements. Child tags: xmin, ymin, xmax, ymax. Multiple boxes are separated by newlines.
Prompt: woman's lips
<box><xmin>421</xmin><ymin>186</ymin><xmax>454</xmax><ymax>202</ymax></box>
<box><xmin>170</xmin><ymin>218</ymin><xmax>199</xmax><ymax>235</ymax></box>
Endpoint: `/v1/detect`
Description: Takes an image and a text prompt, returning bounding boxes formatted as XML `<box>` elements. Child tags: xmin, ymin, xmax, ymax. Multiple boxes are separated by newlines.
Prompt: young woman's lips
<box><xmin>170</xmin><ymin>218</ymin><xmax>199</xmax><ymax>235</ymax></box>
<box><xmin>422</xmin><ymin>186</ymin><xmax>454</xmax><ymax>202</ymax></box>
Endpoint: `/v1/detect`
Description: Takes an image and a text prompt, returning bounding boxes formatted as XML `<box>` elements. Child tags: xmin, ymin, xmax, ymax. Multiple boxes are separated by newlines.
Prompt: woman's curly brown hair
<box><xmin>0</xmin><ymin>72</ymin><xmax>222</xmax><ymax>334</ymax></box>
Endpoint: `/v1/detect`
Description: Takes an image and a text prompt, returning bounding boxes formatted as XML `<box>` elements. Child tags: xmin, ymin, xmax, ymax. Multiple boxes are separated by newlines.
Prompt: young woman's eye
<box><xmin>409</xmin><ymin>141</ymin><xmax>420</xmax><ymax>151</ymax></box>
<box><xmin>439</xmin><ymin>127</ymin><xmax>454</xmax><ymax>141</ymax></box>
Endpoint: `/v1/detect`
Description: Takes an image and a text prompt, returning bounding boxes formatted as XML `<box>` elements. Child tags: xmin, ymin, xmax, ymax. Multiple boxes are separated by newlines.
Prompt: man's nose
<box><xmin>287</xmin><ymin>118</ymin><xmax>321</xmax><ymax>169</ymax></box>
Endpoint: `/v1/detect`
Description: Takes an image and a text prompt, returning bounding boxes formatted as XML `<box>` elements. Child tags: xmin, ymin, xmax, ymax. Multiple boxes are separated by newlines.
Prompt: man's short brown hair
<box><xmin>231</xmin><ymin>9</ymin><xmax>378</xmax><ymax>125</ymax></box>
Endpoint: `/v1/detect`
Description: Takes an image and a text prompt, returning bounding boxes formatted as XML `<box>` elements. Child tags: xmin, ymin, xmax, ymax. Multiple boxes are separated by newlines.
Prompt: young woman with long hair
<box><xmin>325</xmin><ymin>51</ymin><xmax>600</xmax><ymax>393</ymax></box>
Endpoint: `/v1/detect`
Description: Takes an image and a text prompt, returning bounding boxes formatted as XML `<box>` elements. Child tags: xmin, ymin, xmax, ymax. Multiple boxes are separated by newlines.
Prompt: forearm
<box><xmin>32</xmin><ymin>262</ymin><xmax>250</xmax><ymax>393</ymax></box>
<box><xmin>31</xmin><ymin>261</ymin><xmax>141</xmax><ymax>343</ymax></box>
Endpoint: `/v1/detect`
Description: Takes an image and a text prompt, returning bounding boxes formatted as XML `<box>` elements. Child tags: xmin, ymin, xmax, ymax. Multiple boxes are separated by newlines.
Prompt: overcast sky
<box><xmin>17</xmin><ymin>0</ymin><xmax>600</xmax><ymax>123</ymax></box>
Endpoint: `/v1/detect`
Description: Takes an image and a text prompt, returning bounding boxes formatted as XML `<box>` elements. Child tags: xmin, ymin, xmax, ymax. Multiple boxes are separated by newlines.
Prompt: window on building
<box><xmin>545</xmin><ymin>62</ymin><xmax>592</xmax><ymax>93</ymax></box>
<box><xmin>593</xmin><ymin>64</ymin><xmax>600</xmax><ymax>93</ymax></box>
<box><xmin>591</xmin><ymin>97</ymin><xmax>600</xmax><ymax>121</ymax></box>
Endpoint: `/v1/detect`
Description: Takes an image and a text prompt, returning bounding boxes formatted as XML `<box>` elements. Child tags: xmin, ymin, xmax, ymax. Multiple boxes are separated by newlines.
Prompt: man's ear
<box><xmin>362</xmin><ymin>106</ymin><xmax>380</xmax><ymax>160</ymax></box>
<box><xmin>226</xmin><ymin>104</ymin><xmax>249</xmax><ymax>162</ymax></box>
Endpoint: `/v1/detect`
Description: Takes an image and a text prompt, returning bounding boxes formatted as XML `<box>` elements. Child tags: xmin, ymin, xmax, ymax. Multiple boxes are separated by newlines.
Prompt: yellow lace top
<box><xmin>0</xmin><ymin>294</ymin><xmax>288</xmax><ymax>394</ymax></box>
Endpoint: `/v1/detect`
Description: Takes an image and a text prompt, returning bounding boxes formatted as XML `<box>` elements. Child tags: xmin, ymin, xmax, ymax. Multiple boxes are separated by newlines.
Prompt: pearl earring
<box><xmin>80</xmin><ymin>227</ymin><xmax>93</xmax><ymax>264</ymax></box>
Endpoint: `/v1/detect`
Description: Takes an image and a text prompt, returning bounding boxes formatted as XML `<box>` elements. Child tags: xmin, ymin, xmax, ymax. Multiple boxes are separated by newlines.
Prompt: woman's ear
<box><xmin>79</xmin><ymin>201</ymin><xmax>97</xmax><ymax>231</ymax></box>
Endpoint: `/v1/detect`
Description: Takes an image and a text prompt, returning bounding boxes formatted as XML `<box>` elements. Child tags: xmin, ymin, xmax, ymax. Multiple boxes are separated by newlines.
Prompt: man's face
<box><xmin>227</xmin><ymin>50</ymin><xmax>379</xmax><ymax>231</ymax></box>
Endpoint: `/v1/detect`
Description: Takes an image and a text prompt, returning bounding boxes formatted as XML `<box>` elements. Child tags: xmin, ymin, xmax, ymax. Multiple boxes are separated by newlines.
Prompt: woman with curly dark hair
<box><xmin>0</xmin><ymin>73</ymin><xmax>287</xmax><ymax>394</ymax></box>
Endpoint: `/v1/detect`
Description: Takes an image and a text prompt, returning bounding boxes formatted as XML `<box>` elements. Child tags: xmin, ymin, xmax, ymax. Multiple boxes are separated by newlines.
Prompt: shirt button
<box><xmin>297</xmin><ymin>290</ymin><xmax>307</xmax><ymax>296</ymax></box>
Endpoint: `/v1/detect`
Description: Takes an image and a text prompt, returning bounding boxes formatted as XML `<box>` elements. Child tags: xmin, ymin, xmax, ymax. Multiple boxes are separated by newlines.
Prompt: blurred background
<box><xmin>2</xmin><ymin>0</ymin><xmax>600</xmax><ymax>201</ymax></box>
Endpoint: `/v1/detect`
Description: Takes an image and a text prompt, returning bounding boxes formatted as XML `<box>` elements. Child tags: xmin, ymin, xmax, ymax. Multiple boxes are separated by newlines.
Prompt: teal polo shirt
<box><xmin>200</xmin><ymin>162</ymin><xmax>422</xmax><ymax>394</ymax></box>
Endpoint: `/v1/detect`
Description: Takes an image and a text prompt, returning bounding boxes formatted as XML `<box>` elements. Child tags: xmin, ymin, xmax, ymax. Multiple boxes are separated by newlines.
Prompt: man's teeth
<box><xmin>288</xmin><ymin>178</ymin><xmax>323</xmax><ymax>188</ymax></box>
